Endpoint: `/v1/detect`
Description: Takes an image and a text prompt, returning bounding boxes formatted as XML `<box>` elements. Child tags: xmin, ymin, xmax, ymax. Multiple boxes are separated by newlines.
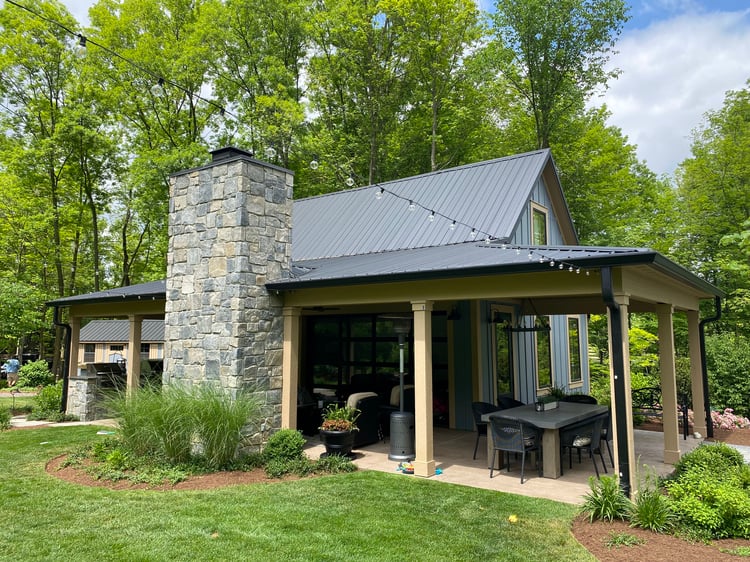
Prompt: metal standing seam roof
<box><xmin>47</xmin><ymin>280</ymin><xmax>166</xmax><ymax>306</ymax></box>
<box><xmin>79</xmin><ymin>319</ymin><xmax>165</xmax><ymax>343</ymax></box>
<box><xmin>269</xmin><ymin>242</ymin><xmax>723</xmax><ymax>297</ymax></box>
<box><xmin>292</xmin><ymin>149</ymin><xmax>554</xmax><ymax>261</ymax></box>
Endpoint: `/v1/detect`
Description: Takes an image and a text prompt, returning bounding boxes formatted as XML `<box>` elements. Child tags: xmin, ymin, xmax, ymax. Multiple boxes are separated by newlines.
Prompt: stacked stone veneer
<box><xmin>164</xmin><ymin>147</ymin><xmax>293</xmax><ymax>434</ymax></box>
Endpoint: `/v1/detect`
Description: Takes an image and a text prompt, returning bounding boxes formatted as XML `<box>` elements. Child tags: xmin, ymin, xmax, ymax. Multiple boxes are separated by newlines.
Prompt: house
<box><xmin>48</xmin><ymin>147</ymin><xmax>723</xmax><ymax>495</ymax></box>
<box><xmin>77</xmin><ymin>319</ymin><xmax>164</xmax><ymax>366</ymax></box>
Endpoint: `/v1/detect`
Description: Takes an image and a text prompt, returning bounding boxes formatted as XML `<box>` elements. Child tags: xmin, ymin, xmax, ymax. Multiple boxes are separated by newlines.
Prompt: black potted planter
<box><xmin>319</xmin><ymin>429</ymin><xmax>356</xmax><ymax>458</ymax></box>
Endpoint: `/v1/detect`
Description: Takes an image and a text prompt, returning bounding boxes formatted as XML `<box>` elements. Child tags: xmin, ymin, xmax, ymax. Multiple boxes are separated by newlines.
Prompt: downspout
<box><xmin>601</xmin><ymin>267</ymin><xmax>631</xmax><ymax>497</ymax></box>
<box><xmin>699</xmin><ymin>296</ymin><xmax>721</xmax><ymax>439</ymax></box>
<box><xmin>53</xmin><ymin>306</ymin><xmax>71</xmax><ymax>413</ymax></box>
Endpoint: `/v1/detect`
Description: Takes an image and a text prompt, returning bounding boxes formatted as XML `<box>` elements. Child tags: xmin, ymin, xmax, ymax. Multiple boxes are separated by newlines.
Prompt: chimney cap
<box><xmin>210</xmin><ymin>146</ymin><xmax>254</xmax><ymax>163</ymax></box>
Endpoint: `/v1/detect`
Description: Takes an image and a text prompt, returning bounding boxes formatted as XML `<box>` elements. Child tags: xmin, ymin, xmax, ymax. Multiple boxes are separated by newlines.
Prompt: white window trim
<box><xmin>567</xmin><ymin>315</ymin><xmax>584</xmax><ymax>387</ymax></box>
<box><xmin>530</xmin><ymin>202</ymin><xmax>549</xmax><ymax>245</ymax></box>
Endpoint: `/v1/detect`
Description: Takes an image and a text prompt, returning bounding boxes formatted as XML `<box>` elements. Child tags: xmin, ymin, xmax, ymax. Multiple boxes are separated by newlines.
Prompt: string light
<box><xmin>264</xmin><ymin>146</ymin><xmax>277</xmax><ymax>160</ymax></box>
<box><xmin>310</xmin><ymin>155</ymin><xmax>320</xmax><ymax>170</ymax></box>
<box><xmin>470</xmin><ymin>228</ymin><xmax>477</xmax><ymax>239</ymax></box>
<box><xmin>428</xmin><ymin>211</ymin><xmax>435</xmax><ymax>222</ymax></box>
<box><xmin>408</xmin><ymin>200</ymin><xmax>416</xmax><ymax>212</ymax></box>
<box><xmin>345</xmin><ymin>174</ymin><xmax>356</xmax><ymax>187</ymax></box>
<box><xmin>449</xmin><ymin>220</ymin><xmax>456</xmax><ymax>231</ymax></box>
<box><xmin>375</xmin><ymin>187</ymin><xmax>384</xmax><ymax>199</ymax></box>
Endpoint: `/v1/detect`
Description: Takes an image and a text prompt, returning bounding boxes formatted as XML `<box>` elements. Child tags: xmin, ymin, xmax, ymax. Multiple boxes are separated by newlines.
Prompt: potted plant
<box><xmin>319</xmin><ymin>403</ymin><xmax>360</xmax><ymax>458</ymax></box>
<box><xmin>535</xmin><ymin>394</ymin><xmax>559</xmax><ymax>412</ymax></box>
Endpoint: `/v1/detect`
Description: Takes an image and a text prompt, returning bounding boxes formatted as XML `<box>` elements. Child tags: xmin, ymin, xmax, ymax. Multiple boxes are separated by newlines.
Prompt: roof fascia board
<box><xmin>541</xmin><ymin>156</ymin><xmax>579</xmax><ymax>245</ymax></box>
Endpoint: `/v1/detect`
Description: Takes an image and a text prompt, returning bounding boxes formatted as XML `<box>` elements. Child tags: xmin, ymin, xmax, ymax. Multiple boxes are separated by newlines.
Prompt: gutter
<box><xmin>699</xmin><ymin>296</ymin><xmax>722</xmax><ymax>439</ymax></box>
<box><xmin>52</xmin><ymin>306</ymin><xmax>71</xmax><ymax>414</ymax></box>
<box><xmin>600</xmin><ymin>266</ymin><xmax>632</xmax><ymax>497</ymax></box>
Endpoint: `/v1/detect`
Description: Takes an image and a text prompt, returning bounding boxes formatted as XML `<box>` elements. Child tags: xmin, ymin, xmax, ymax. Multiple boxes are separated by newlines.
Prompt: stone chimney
<box><xmin>164</xmin><ymin>147</ymin><xmax>293</xmax><ymax>427</ymax></box>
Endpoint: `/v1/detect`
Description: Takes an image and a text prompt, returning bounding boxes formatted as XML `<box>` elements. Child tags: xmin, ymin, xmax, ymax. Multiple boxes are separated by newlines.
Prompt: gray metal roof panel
<box><xmin>292</xmin><ymin>150</ymin><xmax>551</xmax><ymax>261</ymax></box>
<box><xmin>270</xmin><ymin>243</ymin><xmax>656</xmax><ymax>288</ymax></box>
<box><xmin>79</xmin><ymin>319</ymin><xmax>165</xmax><ymax>343</ymax></box>
<box><xmin>47</xmin><ymin>280</ymin><xmax>166</xmax><ymax>306</ymax></box>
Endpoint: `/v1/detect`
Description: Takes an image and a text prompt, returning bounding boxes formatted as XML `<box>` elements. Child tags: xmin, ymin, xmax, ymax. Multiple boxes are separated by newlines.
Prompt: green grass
<box><xmin>0</xmin><ymin>426</ymin><xmax>595</xmax><ymax>561</ymax></box>
<box><xmin>0</xmin><ymin>394</ymin><xmax>35</xmax><ymax>413</ymax></box>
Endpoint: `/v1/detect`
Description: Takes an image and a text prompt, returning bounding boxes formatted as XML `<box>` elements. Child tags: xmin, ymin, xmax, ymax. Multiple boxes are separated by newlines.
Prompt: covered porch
<box><xmin>303</xmin><ymin>426</ymin><xmax>703</xmax><ymax>504</ymax></box>
<box><xmin>273</xmin><ymin>247</ymin><xmax>723</xmax><ymax>496</ymax></box>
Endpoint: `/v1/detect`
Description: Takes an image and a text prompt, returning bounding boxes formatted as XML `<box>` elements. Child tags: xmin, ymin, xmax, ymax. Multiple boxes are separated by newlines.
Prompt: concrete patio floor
<box><xmin>304</xmin><ymin>426</ymin><xmax>703</xmax><ymax>505</ymax></box>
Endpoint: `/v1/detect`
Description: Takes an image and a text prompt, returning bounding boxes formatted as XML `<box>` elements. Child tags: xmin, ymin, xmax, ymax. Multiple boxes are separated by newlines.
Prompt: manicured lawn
<box><xmin>0</xmin><ymin>426</ymin><xmax>594</xmax><ymax>561</ymax></box>
<box><xmin>0</xmin><ymin>394</ymin><xmax>35</xmax><ymax>412</ymax></box>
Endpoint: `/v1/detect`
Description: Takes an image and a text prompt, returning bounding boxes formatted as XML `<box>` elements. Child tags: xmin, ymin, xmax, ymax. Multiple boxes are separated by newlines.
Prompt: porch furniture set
<box><xmin>631</xmin><ymin>386</ymin><xmax>690</xmax><ymax>440</ymax></box>
<box><xmin>481</xmin><ymin>400</ymin><xmax>610</xmax><ymax>482</ymax></box>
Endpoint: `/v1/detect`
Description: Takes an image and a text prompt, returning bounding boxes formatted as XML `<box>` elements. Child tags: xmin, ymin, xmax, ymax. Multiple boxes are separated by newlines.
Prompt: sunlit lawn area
<box><xmin>0</xmin><ymin>426</ymin><xmax>594</xmax><ymax>561</ymax></box>
<box><xmin>0</xmin><ymin>393</ymin><xmax>35</xmax><ymax>412</ymax></box>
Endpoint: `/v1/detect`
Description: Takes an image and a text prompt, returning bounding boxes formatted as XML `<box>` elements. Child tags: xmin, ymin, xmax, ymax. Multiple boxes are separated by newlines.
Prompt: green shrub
<box><xmin>265</xmin><ymin>456</ymin><xmax>314</xmax><ymax>478</ymax></box>
<box><xmin>666</xmin><ymin>466</ymin><xmax>750</xmax><ymax>539</ymax></box>
<box><xmin>313</xmin><ymin>454</ymin><xmax>357</xmax><ymax>474</ymax></box>
<box><xmin>672</xmin><ymin>442</ymin><xmax>745</xmax><ymax>479</ymax></box>
<box><xmin>263</xmin><ymin>429</ymin><xmax>306</xmax><ymax>464</ymax></box>
<box><xmin>30</xmin><ymin>381</ymin><xmax>63</xmax><ymax>419</ymax></box>
<box><xmin>580</xmin><ymin>475</ymin><xmax>632</xmax><ymax>522</ymax></box>
<box><xmin>18</xmin><ymin>360</ymin><xmax>55</xmax><ymax>388</ymax></box>
<box><xmin>0</xmin><ymin>407</ymin><xmax>10</xmax><ymax>431</ymax></box>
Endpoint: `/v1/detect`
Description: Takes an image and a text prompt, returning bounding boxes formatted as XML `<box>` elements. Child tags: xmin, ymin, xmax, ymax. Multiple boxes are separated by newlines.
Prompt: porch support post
<box><xmin>656</xmin><ymin>304</ymin><xmax>680</xmax><ymax>464</ymax></box>
<box><xmin>686</xmin><ymin>310</ymin><xmax>706</xmax><ymax>437</ymax></box>
<box><xmin>281</xmin><ymin>306</ymin><xmax>301</xmax><ymax>430</ymax></box>
<box><xmin>126</xmin><ymin>315</ymin><xmax>143</xmax><ymax>393</ymax></box>
<box><xmin>412</xmin><ymin>300</ymin><xmax>435</xmax><ymax>477</ymax></box>
<box><xmin>602</xmin><ymin>267</ymin><xmax>636</xmax><ymax>497</ymax></box>
<box><xmin>67</xmin><ymin>316</ymin><xmax>81</xmax><ymax>382</ymax></box>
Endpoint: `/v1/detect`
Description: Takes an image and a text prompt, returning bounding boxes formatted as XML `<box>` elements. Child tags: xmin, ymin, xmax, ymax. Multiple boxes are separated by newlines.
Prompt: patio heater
<box><xmin>386</xmin><ymin>316</ymin><xmax>415</xmax><ymax>462</ymax></box>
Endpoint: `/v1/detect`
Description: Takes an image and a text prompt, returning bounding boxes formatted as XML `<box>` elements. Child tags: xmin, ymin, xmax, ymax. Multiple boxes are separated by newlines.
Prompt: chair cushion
<box><xmin>347</xmin><ymin>392</ymin><xmax>378</xmax><ymax>409</ymax></box>
<box><xmin>389</xmin><ymin>385</ymin><xmax>414</xmax><ymax>407</ymax></box>
<box><xmin>572</xmin><ymin>435</ymin><xmax>592</xmax><ymax>447</ymax></box>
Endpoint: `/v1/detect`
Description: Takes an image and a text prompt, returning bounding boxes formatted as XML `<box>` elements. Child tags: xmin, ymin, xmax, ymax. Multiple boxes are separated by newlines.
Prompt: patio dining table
<box><xmin>482</xmin><ymin>402</ymin><xmax>609</xmax><ymax>478</ymax></box>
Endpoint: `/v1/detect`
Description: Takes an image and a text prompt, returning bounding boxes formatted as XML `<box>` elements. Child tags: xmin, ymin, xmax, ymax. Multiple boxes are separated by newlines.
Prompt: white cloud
<box><xmin>601</xmin><ymin>10</ymin><xmax>750</xmax><ymax>176</ymax></box>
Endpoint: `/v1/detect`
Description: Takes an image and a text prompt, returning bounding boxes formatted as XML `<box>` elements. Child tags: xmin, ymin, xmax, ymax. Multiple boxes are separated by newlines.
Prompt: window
<box><xmin>109</xmin><ymin>345</ymin><xmax>124</xmax><ymax>352</ymax></box>
<box><xmin>83</xmin><ymin>344</ymin><xmax>95</xmax><ymax>363</ymax></box>
<box><xmin>567</xmin><ymin>317</ymin><xmax>582</xmax><ymax>384</ymax></box>
<box><xmin>535</xmin><ymin>317</ymin><xmax>552</xmax><ymax>389</ymax></box>
<box><xmin>531</xmin><ymin>205</ymin><xmax>548</xmax><ymax>245</ymax></box>
<box><xmin>140</xmin><ymin>343</ymin><xmax>150</xmax><ymax>359</ymax></box>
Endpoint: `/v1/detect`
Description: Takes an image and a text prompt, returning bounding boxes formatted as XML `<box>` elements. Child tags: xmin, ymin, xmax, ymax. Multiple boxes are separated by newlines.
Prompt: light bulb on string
<box><xmin>150</xmin><ymin>77</ymin><xmax>165</xmax><ymax>96</ymax></box>
<box><xmin>408</xmin><ymin>200</ymin><xmax>415</xmax><ymax>211</ymax></box>
<box><xmin>345</xmin><ymin>174</ymin><xmax>356</xmax><ymax>187</ymax></box>
<box><xmin>428</xmin><ymin>211</ymin><xmax>435</xmax><ymax>222</ymax></box>
<box><xmin>484</xmin><ymin>237</ymin><xmax>492</xmax><ymax>245</ymax></box>
<box><xmin>264</xmin><ymin>146</ymin><xmax>277</xmax><ymax>160</ymax></box>
<box><xmin>375</xmin><ymin>187</ymin><xmax>384</xmax><ymax>199</ymax></box>
<box><xmin>470</xmin><ymin>228</ymin><xmax>477</xmax><ymax>239</ymax></box>
<box><xmin>449</xmin><ymin>221</ymin><xmax>456</xmax><ymax>231</ymax></box>
<box><xmin>310</xmin><ymin>155</ymin><xmax>319</xmax><ymax>170</ymax></box>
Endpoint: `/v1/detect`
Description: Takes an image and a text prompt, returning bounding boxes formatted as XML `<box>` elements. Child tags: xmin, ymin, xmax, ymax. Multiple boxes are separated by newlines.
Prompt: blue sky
<box><xmin>63</xmin><ymin>0</ymin><xmax>750</xmax><ymax>177</ymax></box>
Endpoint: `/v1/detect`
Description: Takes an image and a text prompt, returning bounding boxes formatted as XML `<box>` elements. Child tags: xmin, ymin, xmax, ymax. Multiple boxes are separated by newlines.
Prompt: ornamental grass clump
<box><xmin>580</xmin><ymin>475</ymin><xmax>631</xmax><ymax>522</ymax></box>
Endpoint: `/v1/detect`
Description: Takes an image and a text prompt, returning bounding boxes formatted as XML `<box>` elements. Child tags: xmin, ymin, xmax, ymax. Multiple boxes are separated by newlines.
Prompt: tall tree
<box><xmin>383</xmin><ymin>0</ymin><xmax>484</xmax><ymax>171</ymax></box>
<box><xmin>202</xmin><ymin>0</ymin><xmax>309</xmax><ymax>167</ymax></box>
<box><xmin>676</xmin><ymin>81</ymin><xmax>750</xmax><ymax>331</ymax></box>
<box><xmin>488</xmin><ymin>0</ymin><xmax>628</xmax><ymax>149</ymax></box>
<box><xmin>88</xmin><ymin>0</ymin><xmax>215</xmax><ymax>285</ymax></box>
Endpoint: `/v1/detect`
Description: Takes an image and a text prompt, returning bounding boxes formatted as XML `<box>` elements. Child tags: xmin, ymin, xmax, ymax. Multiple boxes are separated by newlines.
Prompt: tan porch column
<box><xmin>281</xmin><ymin>306</ymin><xmax>301</xmax><ymax>430</ymax></box>
<box><xmin>412</xmin><ymin>300</ymin><xmax>436</xmax><ymax>477</ymax></box>
<box><xmin>656</xmin><ymin>304</ymin><xmax>680</xmax><ymax>464</ymax></box>
<box><xmin>126</xmin><ymin>315</ymin><xmax>143</xmax><ymax>393</ymax></box>
<box><xmin>67</xmin><ymin>316</ymin><xmax>81</xmax><ymax>381</ymax></box>
<box><xmin>686</xmin><ymin>310</ymin><xmax>706</xmax><ymax>437</ymax></box>
<box><xmin>608</xmin><ymin>295</ymin><xmax>637</xmax><ymax>495</ymax></box>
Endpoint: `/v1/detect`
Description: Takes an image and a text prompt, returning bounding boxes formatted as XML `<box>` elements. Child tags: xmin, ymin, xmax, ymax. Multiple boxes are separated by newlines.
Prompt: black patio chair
<box><xmin>560</xmin><ymin>394</ymin><xmax>598</xmax><ymax>404</ymax></box>
<box><xmin>559</xmin><ymin>414</ymin><xmax>606</xmax><ymax>478</ymax></box>
<box><xmin>471</xmin><ymin>401</ymin><xmax>498</xmax><ymax>460</ymax></box>
<box><xmin>488</xmin><ymin>416</ymin><xmax>542</xmax><ymax>484</ymax></box>
<box><xmin>497</xmin><ymin>396</ymin><xmax>525</xmax><ymax>409</ymax></box>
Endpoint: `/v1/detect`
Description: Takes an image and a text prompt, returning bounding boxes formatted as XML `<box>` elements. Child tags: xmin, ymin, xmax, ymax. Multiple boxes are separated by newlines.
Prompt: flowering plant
<box><xmin>711</xmin><ymin>408</ymin><xmax>750</xmax><ymax>430</ymax></box>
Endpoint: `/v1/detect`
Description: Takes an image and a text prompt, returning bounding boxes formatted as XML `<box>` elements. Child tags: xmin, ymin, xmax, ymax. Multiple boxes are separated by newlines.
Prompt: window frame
<box><xmin>531</xmin><ymin>202</ymin><xmax>549</xmax><ymax>246</ymax></box>
<box><xmin>567</xmin><ymin>316</ymin><xmax>583</xmax><ymax>386</ymax></box>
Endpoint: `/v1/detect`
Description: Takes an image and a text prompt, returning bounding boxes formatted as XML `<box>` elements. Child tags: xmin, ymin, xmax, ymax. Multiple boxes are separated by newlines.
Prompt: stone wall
<box><xmin>164</xmin><ymin>147</ymin><xmax>293</xmax><ymax>434</ymax></box>
<box><xmin>66</xmin><ymin>374</ymin><xmax>102</xmax><ymax>422</ymax></box>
